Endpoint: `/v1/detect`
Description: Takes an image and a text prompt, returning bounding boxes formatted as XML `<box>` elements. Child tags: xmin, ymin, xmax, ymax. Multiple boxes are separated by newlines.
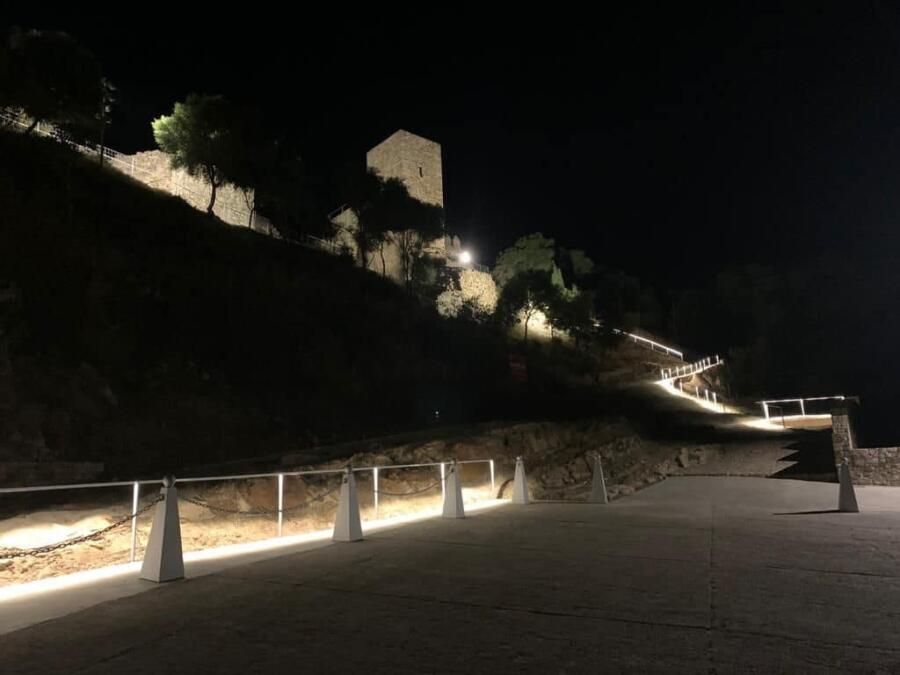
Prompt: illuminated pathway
<box><xmin>3</xmin><ymin>478</ymin><xmax>900</xmax><ymax>673</ymax></box>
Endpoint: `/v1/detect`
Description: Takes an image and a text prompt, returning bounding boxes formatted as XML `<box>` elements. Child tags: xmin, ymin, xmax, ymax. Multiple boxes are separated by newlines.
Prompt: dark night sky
<box><xmin>9</xmin><ymin>5</ymin><xmax>900</xmax><ymax>285</ymax></box>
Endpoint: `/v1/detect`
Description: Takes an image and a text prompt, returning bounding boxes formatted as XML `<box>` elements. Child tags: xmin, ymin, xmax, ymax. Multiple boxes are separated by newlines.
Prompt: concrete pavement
<box><xmin>2</xmin><ymin>477</ymin><xmax>900</xmax><ymax>673</ymax></box>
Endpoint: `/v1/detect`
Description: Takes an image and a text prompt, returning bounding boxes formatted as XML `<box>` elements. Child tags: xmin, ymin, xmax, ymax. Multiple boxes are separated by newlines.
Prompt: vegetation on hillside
<box><xmin>0</xmin><ymin>132</ymin><xmax>626</xmax><ymax>474</ymax></box>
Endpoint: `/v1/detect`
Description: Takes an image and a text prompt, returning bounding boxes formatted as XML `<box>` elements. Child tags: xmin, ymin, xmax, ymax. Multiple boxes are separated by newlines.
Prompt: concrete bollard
<box><xmin>589</xmin><ymin>454</ymin><xmax>609</xmax><ymax>504</ymax></box>
<box><xmin>333</xmin><ymin>467</ymin><xmax>363</xmax><ymax>542</ymax></box>
<box><xmin>442</xmin><ymin>460</ymin><xmax>465</xmax><ymax>518</ymax></box>
<box><xmin>838</xmin><ymin>461</ymin><xmax>860</xmax><ymax>513</ymax></box>
<box><xmin>140</xmin><ymin>476</ymin><xmax>184</xmax><ymax>583</ymax></box>
<box><xmin>512</xmin><ymin>456</ymin><xmax>529</xmax><ymax>505</ymax></box>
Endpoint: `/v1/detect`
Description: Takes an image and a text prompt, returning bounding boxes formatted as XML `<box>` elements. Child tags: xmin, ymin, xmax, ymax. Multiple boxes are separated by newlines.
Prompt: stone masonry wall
<box><xmin>125</xmin><ymin>151</ymin><xmax>259</xmax><ymax>230</ymax></box>
<box><xmin>832</xmin><ymin>411</ymin><xmax>900</xmax><ymax>485</ymax></box>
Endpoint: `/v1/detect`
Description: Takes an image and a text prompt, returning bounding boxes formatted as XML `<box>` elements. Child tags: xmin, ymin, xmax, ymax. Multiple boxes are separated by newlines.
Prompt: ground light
<box><xmin>459</xmin><ymin>250</ymin><xmax>472</xmax><ymax>265</ymax></box>
<box><xmin>0</xmin><ymin>498</ymin><xmax>508</xmax><ymax>604</ymax></box>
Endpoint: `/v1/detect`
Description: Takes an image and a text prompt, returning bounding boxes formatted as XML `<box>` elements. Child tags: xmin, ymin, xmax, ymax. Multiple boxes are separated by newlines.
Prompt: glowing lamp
<box><xmin>459</xmin><ymin>250</ymin><xmax>472</xmax><ymax>265</ymax></box>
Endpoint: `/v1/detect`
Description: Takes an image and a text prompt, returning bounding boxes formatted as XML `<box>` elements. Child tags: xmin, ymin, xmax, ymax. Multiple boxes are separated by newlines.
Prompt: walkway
<box><xmin>3</xmin><ymin>477</ymin><xmax>900</xmax><ymax>673</ymax></box>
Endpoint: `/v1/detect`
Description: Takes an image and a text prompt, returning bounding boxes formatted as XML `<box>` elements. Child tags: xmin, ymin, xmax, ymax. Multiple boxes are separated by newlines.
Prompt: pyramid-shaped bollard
<box><xmin>589</xmin><ymin>454</ymin><xmax>609</xmax><ymax>504</ymax></box>
<box><xmin>512</xmin><ymin>456</ymin><xmax>529</xmax><ymax>505</ymax></box>
<box><xmin>442</xmin><ymin>460</ymin><xmax>465</xmax><ymax>518</ymax></box>
<box><xmin>140</xmin><ymin>476</ymin><xmax>184</xmax><ymax>583</ymax></box>
<box><xmin>838</xmin><ymin>461</ymin><xmax>860</xmax><ymax>513</ymax></box>
<box><xmin>333</xmin><ymin>467</ymin><xmax>363</xmax><ymax>542</ymax></box>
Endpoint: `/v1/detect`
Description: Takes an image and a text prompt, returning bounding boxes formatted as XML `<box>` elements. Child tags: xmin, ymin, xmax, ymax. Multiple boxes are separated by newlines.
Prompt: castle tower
<box><xmin>366</xmin><ymin>130</ymin><xmax>444</xmax><ymax>207</ymax></box>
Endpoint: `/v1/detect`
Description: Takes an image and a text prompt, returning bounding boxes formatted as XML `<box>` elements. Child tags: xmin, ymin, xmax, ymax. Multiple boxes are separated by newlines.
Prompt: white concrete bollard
<box><xmin>140</xmin><ymin>476</ymin><xmax>184</xmax><ymax>583</ymax></box>
<box><xmin>333</xmin><ymin>467</ymin><xmax>363</xmax><ymax>542</ymax></box>
<box><xmin>512</xmin><ymin>456</ymin><xmax>530</xmax><ymax>505</ymax></box>
<box><xmin>589</xmin><ymin>454</ymin><xmax>609</xmax><ymax>504</ymax></box>
<box><xmin>442</xmin><ymin>460</ymin><xmax>465</xmax><ymax>518</ymax></box>
<box><xmin>838</xmin><ymin>461</ymin><xmax>860</xmax><ymax>513</ymax></box>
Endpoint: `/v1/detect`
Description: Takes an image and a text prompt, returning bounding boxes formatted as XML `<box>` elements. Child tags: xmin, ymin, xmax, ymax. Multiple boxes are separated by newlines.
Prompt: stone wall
<box><xmin>832</xmin><ymin>410</ymin><xmax>900</xmax><ymax>485</ymax></box>
<box><xmin>367</xmin><ymin>130</ymin><xmax>444</xmax><ymax>207</ymax></box>
<box><xmin>123</xmin><ymin>151</ymin><xmax>262</xmax><ymax>230</ymax></box>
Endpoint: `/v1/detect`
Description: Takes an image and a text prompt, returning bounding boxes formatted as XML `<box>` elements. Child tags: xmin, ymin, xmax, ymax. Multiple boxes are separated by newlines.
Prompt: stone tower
<box><xmin>366</xmin><ymin>130</ymin><xmax>444</xmax><ymax>207</ymax></box>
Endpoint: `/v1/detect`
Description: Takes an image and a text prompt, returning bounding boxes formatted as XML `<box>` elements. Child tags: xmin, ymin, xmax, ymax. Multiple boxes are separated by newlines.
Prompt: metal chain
<box><xmin>375</xmin><ymin>479</ymin><xmax>444</xmax><ymax>497</ymax></box>
<box><xmin>180</xmin><ymin>482</ymin><xmax>341</xmax><ymax>517</ymax></box>
<box><xmin>539</xmin><ymin>478</ymin><xmax>592</xmax><ymax>491</ymax></box>
<box><xmin>0</xmin><ymin>495</ymin><xmax>163</xmax><ymax>560</ymax></box>
<box><xmin>374</xmin><ymin>465</ymin><xmax>452</xmax><ymax>497</ymax></box>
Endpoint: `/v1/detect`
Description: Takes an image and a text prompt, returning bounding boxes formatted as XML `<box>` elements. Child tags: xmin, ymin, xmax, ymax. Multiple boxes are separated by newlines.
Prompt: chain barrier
<box><xmin>180</xmin><ymin>482</ymin><xmax>341</xmax><ymax>517</ymax></box>
<box><xmin>0</xmin><ymin>496</ymin><xmax>163</xmax><ymax>560</ymax></box>
<box><xmin>374</xmin><ymin>464</ymin><xmax>453</xmax><ymax>497</ymax></box>
<box><xmin>539</xmin><ymin>478</ymin><xmax>592</xmax><ymax>492</ymax></box>
<box><xmin>374</xmin><ymin>478</ymin><xmax>445</xmax><ymax>497</ymax></box>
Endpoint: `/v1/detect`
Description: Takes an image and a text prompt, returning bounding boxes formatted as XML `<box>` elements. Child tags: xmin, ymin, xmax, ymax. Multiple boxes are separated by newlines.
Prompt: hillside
<box><xmin>0</xmin><ymin>132</ymin><xmax>628</xmax><ymax>477</ymax></box>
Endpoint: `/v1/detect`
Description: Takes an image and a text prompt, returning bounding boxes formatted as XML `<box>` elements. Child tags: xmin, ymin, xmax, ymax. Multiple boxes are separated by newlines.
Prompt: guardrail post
<box><xmin>439</xmin><ymin>462</ymin><xmax>446</xmax><ymax>502</ymax></box>
<box><xmin>140</xmin><ymin>476</ymin><xmax>184</xmax><ymax>583</ymax></box>
<box><xmin>512</xmin><ymin>456</ymin><xmax>530</xmax><ymax>505</ymax></box>
<box><xmin>838</xmin><ymin>461</ymin><xmax>860</xmax><ymax>513</ymax></box>
<box><xmin>589</xmin><ymin>454</ymin><xmax>609</xmax><ymax>504</ymax></box>
<box><xmin>129</xmin><ymin>481</ymin><xmax>140</xmax><ymax>562</ymax></box>
<box><xmin>373</xmin><ymin>467</ymin><xmax>379</xmax><ymax>520</ymax></box>
<box><xmin>489</xmin><ymin>460</ymin><xmax>496</xmax><ymax>496</ymax></box>
<box><xmin>762</xmin><ymin>402</ymin><xmax>770</xmax><ymax>420</ymax></box>
<box><xmin>333</xmin><ymin>467</ymin><xmax>363</xmax><ymax>542</ymax></box>
<box><xmin>277</xmin><ymin>473</ymin><xmax>284</xmax><ymax>537</ymax></box>
<box><xmin>442</xmin><ymin>460</ymin><xmax>465</xmax><ymax>518</ymax></box>
<box><xmin>800</xmin><ymin>399</ymin><xmax>806</xmax><ymax>416</ymax></box>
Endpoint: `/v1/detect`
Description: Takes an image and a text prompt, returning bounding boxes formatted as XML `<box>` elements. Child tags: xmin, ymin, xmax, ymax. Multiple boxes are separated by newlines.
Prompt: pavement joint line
<box><xmin>69</xmin><ymin>627</ymin><xmax>184</xmax><ymax>675</ymax></box>
<box><xmin>762</xmin><ymin>564</ymin><xmax>900</xmax><ymax>579</ymax></box>
<box><xmin>371</xmin><ymin>535</ymin><xmax>709</xmax><ymax>565</ymax></box>
<box><xmin>307</xmin><ymin>582</ymin><xmax>713</xmax><ymax>633</ymax></box>
<box><xmin>712</xmin><ymin>624</ymin><xmax>900</xmax><ymax>655</ymax></box>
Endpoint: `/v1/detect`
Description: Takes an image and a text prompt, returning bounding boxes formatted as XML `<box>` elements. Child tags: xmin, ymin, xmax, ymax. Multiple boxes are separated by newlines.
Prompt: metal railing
<box><xmin>757</xmin><ymin>396</ymin><xmax>847</xmax><ymax>420</ymax></box>
<box><xmin>0</xmin><ymin>459</ymin><xmax>496</xmax><ymax>563</ymax></box>
<box><xmin>659</xmin><ymin>355</ymin><xmax>722</xmax><ymax>382</ymax></box>
<box><xmin>671</xmin><ymin>379</ymin><xmax>726</xmax><ymax>412</ymax></box>
<box><xmin>613</xmin><ymin>329</ymin><xmax>684</xmax><ymax>360</ymax></box>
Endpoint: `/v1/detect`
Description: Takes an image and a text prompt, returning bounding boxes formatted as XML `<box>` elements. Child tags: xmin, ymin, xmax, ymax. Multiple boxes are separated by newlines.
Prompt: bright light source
<box><xmin>459</xmin><ymin>250</ymin><xmax>472</xmax><ymax>265</ymax></box>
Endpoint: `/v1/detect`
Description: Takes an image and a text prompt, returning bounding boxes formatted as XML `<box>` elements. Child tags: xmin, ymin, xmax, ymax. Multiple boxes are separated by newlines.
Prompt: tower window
<box><xmin>419</xmin><ymin>167</ymin><xmax>423</xmax><ymax>177</ymax></box>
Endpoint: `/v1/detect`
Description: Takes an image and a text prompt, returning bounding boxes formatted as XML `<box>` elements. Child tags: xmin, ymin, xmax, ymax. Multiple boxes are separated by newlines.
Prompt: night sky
<box><xmin>8</xmin><ymin>5</ymin><xmax>900</xmax><ymax>284</ymax></box>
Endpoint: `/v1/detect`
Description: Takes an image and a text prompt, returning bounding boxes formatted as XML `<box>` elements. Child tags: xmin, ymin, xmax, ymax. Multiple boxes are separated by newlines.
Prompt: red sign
<box><xmin>509</xmin><ymin>353</ymin><xmax>528</xmax><ymax>383</ymax></box>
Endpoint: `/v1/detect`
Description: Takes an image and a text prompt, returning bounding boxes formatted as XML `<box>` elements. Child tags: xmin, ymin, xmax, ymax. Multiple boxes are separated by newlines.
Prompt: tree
<box><xmin>546</xmin><ymin>291</ymin><xmax>595</xmax><ymax>347</ymax></box>
<box><xmin>393</xmin><ymin>200</ymin><xmax>443</xmax><ymax>289</ymax></box>
<box><xmin>496</xmin><ymin>270</ymin><xmax>559</xmax><ymax>342</ymax></box>
<box><xmin>492</xmin><ymin>233</ymin><xmax>556</xmax><ymax>287</ymax></box>
<box><xmin>255</xmin><ymin>145</ymin><xmax>334</xmax><ymax>241</ymax></box>
<box><xmin>152</xmin><ymin>94</ymin><xmax>245</xmax><ymax>215</ymax></box>
<box><xmin>436</xmin><ymin>269</ymin><xmax>498</xmax><ymax>320</ymax></box>
<box><xmin>2</xmin><ymin>29</ymin><xmax>106</xmax><ymax>135</ymax></box>
<box><xmin>568</xmin><ymin>249</ymin><xmax>595</xmax><ymax>279</ymax></box>
<box><xmin>343</xmin><ymin>169</ymin><xmax>445</xmax><ymax>279</ymax></box>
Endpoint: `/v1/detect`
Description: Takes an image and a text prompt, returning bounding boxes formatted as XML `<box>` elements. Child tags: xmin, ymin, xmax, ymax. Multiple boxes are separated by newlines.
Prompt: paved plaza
<box><xmin>2</xmin><ymin>477</ymin><xmax>900</xmax><ymax>673</ymax></box>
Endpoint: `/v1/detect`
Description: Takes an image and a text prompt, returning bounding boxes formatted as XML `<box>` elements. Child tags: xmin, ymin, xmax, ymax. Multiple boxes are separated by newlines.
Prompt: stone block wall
<box><xmin>123</xmin><ymin>151</ymin><xmax>259</xmax><ymax>229</ymax></box>
<box><xmin>366</xmin><ymin>130</ymin><xmax>444</xmax><ymax>207</ymax></box>
<box><xmin>832</xmin><ymin>410</ymin><xmax>900</xmax><ymax>485</ymax></box>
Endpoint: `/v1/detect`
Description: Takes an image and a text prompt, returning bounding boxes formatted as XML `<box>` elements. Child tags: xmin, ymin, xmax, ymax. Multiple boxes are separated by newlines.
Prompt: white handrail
<box><xmin>658</xmin><ymin>355</ymin><xmax>723</xmax><ymax>382</ymax></box>
<box><xmin>0</xmin><ymin>458</ymin><xmax>497</xmax><ymax>565</ymax></box>
<box><xmin>0</xmin><ymin>459</ymin><xmax>494</xmax><ymax>494</ymax></box>
<box><xmin>612</xmin><ymin>329</ymin><xmax>684</xmax><ymax>360</ymax></box>
<box><xmin>757</xmin><ymin>396</ymin><xmax>847</xmax><ymax>420</ymax></box>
